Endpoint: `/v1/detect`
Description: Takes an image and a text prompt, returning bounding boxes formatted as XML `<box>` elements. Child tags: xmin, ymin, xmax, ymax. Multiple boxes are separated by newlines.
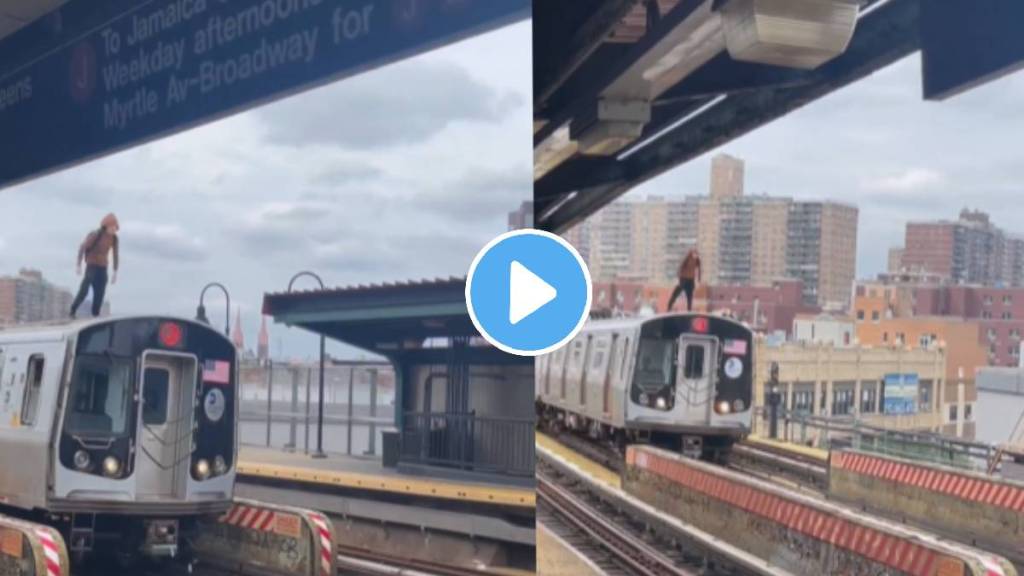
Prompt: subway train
<box><xmin>536</xmin><ymin>313</ymin><xmax>754</xmax><ymax>460</ymax></box>
<box><xmin>0</xmin><ymin>315</ymin><xmax>237</xmax><ymax>563</ymax></box>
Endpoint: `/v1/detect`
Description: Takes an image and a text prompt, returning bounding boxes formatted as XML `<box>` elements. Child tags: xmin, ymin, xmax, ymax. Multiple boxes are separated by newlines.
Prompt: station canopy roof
<box><xmin>262</xmin><ymin>277</ymin><xmax>504</xmax><ymax>361</ymax></box>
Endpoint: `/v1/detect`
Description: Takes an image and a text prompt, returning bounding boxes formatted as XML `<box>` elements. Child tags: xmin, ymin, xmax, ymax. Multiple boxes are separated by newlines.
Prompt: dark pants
<box><xmin>71</xmin><ymin>265</ymin><xmax>108</xmax><ymax>317</ymax></box>
<box><xmin>668</xmin><ymin>278</ymin><xmax>695</xmax><ymax>312</ymax></box>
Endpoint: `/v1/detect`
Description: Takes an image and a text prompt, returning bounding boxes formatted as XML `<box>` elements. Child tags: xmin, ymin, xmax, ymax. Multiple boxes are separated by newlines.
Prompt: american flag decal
<box><xmin>723</xmin><ymin>339</ymin><xmax>748</xmax><ymax>356</ymax></box>
<box><xmin>203</xmin><ymin>360</ymin><xmax>231</xmax><ymax>385</ymax></box>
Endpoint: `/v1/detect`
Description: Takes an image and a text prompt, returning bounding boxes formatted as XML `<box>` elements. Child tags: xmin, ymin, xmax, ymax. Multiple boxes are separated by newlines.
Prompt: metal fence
<box><xmin>753</xmin><ymin>407</ymin><xmax>1001</xmax><ymax>472</ymax></box>
<box><xmin>400</xmin><ymin>411</ymin><xmax>535</xmax><ymax>477</ymax></box>
<box><xmin>238</xmin><ymin>360</ymin><xmax>396</xmax><ymax>457</ymax></box>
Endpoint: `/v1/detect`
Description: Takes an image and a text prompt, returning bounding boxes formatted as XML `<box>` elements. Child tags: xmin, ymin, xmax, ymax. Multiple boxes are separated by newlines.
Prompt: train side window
<box><xmin>619</xmin><ymin>338</ymin><xmax>630</xmax><ymax>380</ymax></box>
<box><xmin>683</xmin><ymin>346</ymin><xmax>705</xmax><ymax>379</ymax></box>
<box><xmin>142</xmin><ymin>368</ymin><xmax>170</xmax><ymax>426</ymax></box>
<box><xmin>20</xmin><ymin>355</ymin><xmax>44</xmax><ymax>426</ymax></box>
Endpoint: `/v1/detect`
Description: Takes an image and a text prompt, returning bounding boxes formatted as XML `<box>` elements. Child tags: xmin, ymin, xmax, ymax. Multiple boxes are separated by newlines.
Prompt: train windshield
<box><xmin>64</xmin><ymin>356</ymin><xmax>134</xmax><ymax>436</ymax></box>
<box><xmin>634</xmin><ymin>339</ymin><xmax>676</xmax><ymax>392</ymax></box>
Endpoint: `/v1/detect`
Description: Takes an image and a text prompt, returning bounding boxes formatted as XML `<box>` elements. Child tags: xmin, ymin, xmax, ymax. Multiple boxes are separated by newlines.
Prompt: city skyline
<box><xmin>616</xmin><ymin>52</ymin><xmax>1024</xmax><ymax>280</ymax></box>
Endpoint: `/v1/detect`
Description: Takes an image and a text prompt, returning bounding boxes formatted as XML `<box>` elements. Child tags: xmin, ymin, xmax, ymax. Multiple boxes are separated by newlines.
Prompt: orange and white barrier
<box><xmin>192</xmin><ymin>498</ymin><xmax>335</xmax><ymax>576</ymax></box>
<box><xmin>625</xmin><ymin>445</ymin><xmax>1015</xmax><ymax>576</ymax></box>
<box><xmin>0</xmin><ymin>516</ymin><xmax>69</xmax><ymax>576</ymax></box>
<box><xmin>831</xmin><ymin>449</ymin><xmax>1024</xmax><ymax>565</ymax></box>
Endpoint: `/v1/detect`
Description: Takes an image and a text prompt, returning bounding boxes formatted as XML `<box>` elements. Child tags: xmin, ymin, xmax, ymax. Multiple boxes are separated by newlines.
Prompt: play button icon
<box><xmin>509</xmin><ymin>261</ymin><xmax>557</xmax><ymax>325</ymax></box>
<box><xmin>466</xmin><ymin>229</ymin><xmax>592</xmax><ymax>356</ymax></box>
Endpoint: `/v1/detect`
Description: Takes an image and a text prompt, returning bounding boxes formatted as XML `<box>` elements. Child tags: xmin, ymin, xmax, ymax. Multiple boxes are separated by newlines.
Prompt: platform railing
<box><xmin>238</xmin><ymin>361</ymin><xmax>397</xmax><ymax>457</ymax></box>
<box><xmin>400</xmin><ymin>411</ymin><xmax>535</xmax><ymax>477</ymax></box>
<box><xmin>753</xmin><ymin>407</ymin><xmax>998</xmax><ymax>471</ymax></box>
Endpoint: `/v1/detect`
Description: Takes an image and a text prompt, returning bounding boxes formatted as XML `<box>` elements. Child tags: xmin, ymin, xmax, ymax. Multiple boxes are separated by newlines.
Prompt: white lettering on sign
<box><xmin>102</xmin><ymin>39</ymin><xmax>187</xmax><ymax>93</ymax></box>
<box><xmin>127</xmin><ymin>0</ymin><xmax>210</xmax><ymax>47</ymax></box>
<box><xmin>199</xmin><ymin>28</ymin><xmax>318</xmax><ymax>94</ymax></box>
<box><xmin>333</xmin><ymin>5</ymin><xmax>374</xmax><ymax>44</ymax></box>
<box><xmin>91</xmin><ymin>0</ymin><xmax>375</xmax><ymax>132</ymax></box>
<box><xmin>103</xmin><ymin>87</ymin><xmax>160</xmax><ymax>130</ymax></box>
<box><xmin>0</xmin><ymin>77</ymin><xmax>33</xmax><ymax>112</ymax></box>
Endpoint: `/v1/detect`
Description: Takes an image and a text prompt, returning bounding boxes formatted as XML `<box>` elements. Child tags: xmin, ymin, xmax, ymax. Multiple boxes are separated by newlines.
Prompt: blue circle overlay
<box><xmin>467</xmin><ymin>230</ymin><xmax>591</xmax><ymax>356</ymax></box>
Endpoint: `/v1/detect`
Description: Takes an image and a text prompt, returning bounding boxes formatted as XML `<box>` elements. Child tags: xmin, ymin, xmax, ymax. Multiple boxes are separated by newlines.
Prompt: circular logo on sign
<box><xmin>724</xmin><ymin>357</ymin><xmax>744</xmax><ymax>379</ymax></box>
<box><xmin>70</xmin><ymin>42</ymin><xmax>96</xmax><ymax>103</ymax></box>
<box><xmin>204</xmin><ymin>388</ymin><xmax>225</xmax><ymax>422</ymax></box>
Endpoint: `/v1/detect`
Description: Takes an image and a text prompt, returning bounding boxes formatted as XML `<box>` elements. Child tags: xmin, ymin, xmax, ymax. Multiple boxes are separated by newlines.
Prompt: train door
<box><xmin>676</xmin><ymin>336</ymin><xmax>717</xmax><ymax>422</ymax></box>
<box><xmin>136</xmin><ymin>353</ymin><xmax>197</xmax><ymax>499</ymax></box>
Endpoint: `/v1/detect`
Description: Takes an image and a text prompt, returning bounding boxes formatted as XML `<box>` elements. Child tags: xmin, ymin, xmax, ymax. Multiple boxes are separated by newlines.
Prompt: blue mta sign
<box><xmin>883</xmin><ymin>373</ymin><xmax>919</xmax><ymax>415</ymax></box>
<box><xmin>0</xmin><ymin>0</ymin><xmax>528</xmax><ymax>190</ymax></box>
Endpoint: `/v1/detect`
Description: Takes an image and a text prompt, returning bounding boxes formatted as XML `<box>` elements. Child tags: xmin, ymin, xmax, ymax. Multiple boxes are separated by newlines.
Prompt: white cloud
<box><xmin>861</xmin><ymin>168</ymin><xmax>947</xmax><ymax>193</ymax></box>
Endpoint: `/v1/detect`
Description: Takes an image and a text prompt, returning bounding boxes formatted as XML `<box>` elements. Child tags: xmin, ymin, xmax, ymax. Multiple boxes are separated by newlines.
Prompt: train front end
<box><xmin>628</xmin><ymin>314</ymin><xmax>754</xmax><ymax>458</ymax></box>
<box><xmin>50</xmin><ymin>317</ymin><xmax>237</xmax><ymax>559</ymax></box>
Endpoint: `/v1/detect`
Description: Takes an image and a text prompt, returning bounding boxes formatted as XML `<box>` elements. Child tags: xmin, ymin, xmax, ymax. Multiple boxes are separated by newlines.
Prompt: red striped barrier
<box><xmin>192</xmin><ymin>498</ymin><xmax>335</xmax><ymax>576</ymax></box>
<box><xmin>830</xmin><ymin>449</ymin><xmax>1024</xmax><ymax>565</ymax></box>
<box><xmin>625</xmin><ymin>445</ymin><xmax>1015</xmax><ymax>576</ymax></box>
<box><xmin>0</xmin><ymin>516</ymin><xmax>69</xmax><ymax>576</ymax></box>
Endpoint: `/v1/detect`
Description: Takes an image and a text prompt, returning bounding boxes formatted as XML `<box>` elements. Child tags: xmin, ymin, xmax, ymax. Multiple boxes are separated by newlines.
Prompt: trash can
<box><xmin>382</xmin><ymin>431</ymin><xmax>399</xmax><ymax>468</ymax></box>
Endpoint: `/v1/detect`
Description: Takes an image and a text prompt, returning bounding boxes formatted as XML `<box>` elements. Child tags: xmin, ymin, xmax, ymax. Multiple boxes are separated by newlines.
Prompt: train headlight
<box><xmin>73</xmin><ymin>450</ymin><xmax>91</xmax><ymax>471</ymax></box>
<box><xmin>716</xmin><ymin>400</ymin><xmax>732</xmax><ymax>414</ymax></box>
<box><xmin>213</xmin><ymin>455</ymin><xmax>227</xmax><ymax>476</ymax></box>
<box><xmin>638</xmin><ymin>392</ymin><xmax>649</xmax><ymax>406</ymax></box>
<box><xmin>194</xmin><ymin>459</ymin><xmax>211</xmax><ymax>480</ymax></box>
<box><xmin>732</xmin><ymin>399</ymin><xmax>746</xmax><ymax>412</ymax></box>
<box><xmin>655</xmin><ymin>396</ymin><xmax>667</xmax><ymax>409</ymax></box>
<box><xmin>102</xmin><ymin>456</ymin><xmax>121</xmax><ymax>478</ymax></box>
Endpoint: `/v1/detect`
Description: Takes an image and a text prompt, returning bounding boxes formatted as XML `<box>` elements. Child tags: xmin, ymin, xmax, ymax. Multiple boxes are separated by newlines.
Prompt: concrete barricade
<box><xmin>0</xmin><ymin>516</ymin><xmax>68</xmax><ymax>576</ymax></box>
<box><xmin>831</xmin><ymin>449</ymin><xmax>1024</xmax><ymax>565</ymax></box>
<box><xmin>624</xmin><ymin>445</ymin><xmax>1015</xmax><ymax>576</ymax></box>
<box><xmin>192</xmin><ymin>498</ymin><xmax>336</xmax><ymax>576</ymax></box>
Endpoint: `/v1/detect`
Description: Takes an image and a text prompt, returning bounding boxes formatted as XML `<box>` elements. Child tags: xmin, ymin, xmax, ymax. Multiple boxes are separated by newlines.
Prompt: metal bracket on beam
<box><xmin>571</xmin><ymin>98</ymin><xmax>652</xmax><ymax>156</ymax></box>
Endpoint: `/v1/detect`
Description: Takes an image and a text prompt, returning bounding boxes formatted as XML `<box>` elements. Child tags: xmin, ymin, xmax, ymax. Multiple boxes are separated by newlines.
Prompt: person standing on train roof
<box><xmin>667</xmin><ymin>248</ymin><xmax>701</xmax><ymax>312</ymax></box>
<box><xmin>70</xmin><ymin>213</ymin><xmax>120</xmax><ymax>318</ymax></box>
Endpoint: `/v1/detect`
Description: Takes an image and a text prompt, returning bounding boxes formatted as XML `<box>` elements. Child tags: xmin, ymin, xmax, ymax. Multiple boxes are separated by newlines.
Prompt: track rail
<box><xmin>336</xmin><ymin>545</ymin><xmax>512</xmax><ymax>576</ymax></box>
<box><xmin>537</xmin><ymin>449</ymin><xmax>784</xmax><ymax>576</ymax></box>
<box><xmin>537</xmin><ymin>473</ymin><xmax>698</xmax><ymax>576</ymax></box>
<box><xmin>729</xmin><ymin>443</ymin><xmax>827</xmax><ymax>491</ymax></box>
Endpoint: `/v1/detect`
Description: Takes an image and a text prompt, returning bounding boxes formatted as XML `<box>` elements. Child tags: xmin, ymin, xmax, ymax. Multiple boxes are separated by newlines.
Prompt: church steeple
<box><xmin>231</xmin><ymin>308</ymin><xmax>244</xmax><ymax>350</ymax></box>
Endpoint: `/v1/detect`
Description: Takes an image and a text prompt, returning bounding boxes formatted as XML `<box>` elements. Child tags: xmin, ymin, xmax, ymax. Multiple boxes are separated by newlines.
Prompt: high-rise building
<box><xmin>561</xmin><ymin>153</ymin><xmax>859</xmax><ymax>309</ymax></box>
<box><xmin>0</xmin><ymin>269</ymin><xmax>98</xmax><ymax>325</ymax></box>
<box><xmin>710</xmin><ymin>153</ymin><xmax>744</xmax><ymax>200</ymax></box>
<box><xmin>507</xmin><ymin>201</ymin><xmax>534</xmax><ymax>230</ymax></box>
<box><xmin>888</xmin><ymin>247</ymin><xmax>905</xmax><ymax>274</ymax></box>
<box><xmin>786</xmin><ymin>202</ymin><xmax>858</xmax><ymax>311</ymax></box>
<box><xmin>258</xmin><ymin>315</ymin><xmax>270</xmax><ymax>365</ymax></box>
<box><xmin>902</xmin><ymin>209</ymin><xmax>1023</xmax><ymax>287</ymax></box>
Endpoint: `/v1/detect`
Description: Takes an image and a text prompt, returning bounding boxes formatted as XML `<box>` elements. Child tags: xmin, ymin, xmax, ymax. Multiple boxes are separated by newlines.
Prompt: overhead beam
<box><xmin>538</xmin><ymin>0</ymin><xmax>922</xmax><ymax>233</ymax></box>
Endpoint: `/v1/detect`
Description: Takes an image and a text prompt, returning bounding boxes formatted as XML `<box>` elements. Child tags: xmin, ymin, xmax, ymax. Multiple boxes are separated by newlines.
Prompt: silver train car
<box><xmin>536</xmin><ymin>313</ymin><xmax>754</xmax><ymax>459</ymax></box>
<box><xmin>0</xmin><ymin>316</ymin><xmax>237</xmax><ymax>561</ymax></box>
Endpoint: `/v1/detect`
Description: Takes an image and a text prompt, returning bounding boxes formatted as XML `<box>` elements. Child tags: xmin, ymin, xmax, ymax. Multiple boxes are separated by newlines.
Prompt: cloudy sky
<box><xmin>624</xmin><ymin>52</ymin><xmax>1024</xmax><ymax>278</ymax></box>
<box><xmin>0</xmin><ymin>21</ymin><xmax>531</xmax><ymax>360</ymax></box>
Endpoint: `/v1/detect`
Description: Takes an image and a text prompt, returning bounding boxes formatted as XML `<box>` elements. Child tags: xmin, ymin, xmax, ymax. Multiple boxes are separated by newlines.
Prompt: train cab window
<box><xmin>65</xmin><ymin>358</ymin><xmax>133</xmax><ymax>436</ymax></box>
<box><xmin>635</xmin><ymin>339</ymin><xmax>674</xmax><ymax>390</ymax></box>
<box><xmin>682</xmin><ymin>346</ymin><xmax>705</xmax><ymax>379</ymax></box>
<box><xmin>20</xmin><ymin>355</ymin><xmax>44</xmax><ymax>426</ymax></box>
<box><xmin>142</xmin><ymin>368</ymin><xmax>170</xmax><ymax>426</ymax></box>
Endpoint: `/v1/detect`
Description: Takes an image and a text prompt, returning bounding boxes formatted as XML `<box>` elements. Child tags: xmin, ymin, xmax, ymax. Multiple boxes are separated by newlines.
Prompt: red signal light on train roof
<box><xmin>691</xmin><ymin>317</ymin><xmax>709</xmax><ymax>333</ymax></box>
<box><xmin>159</xmin><ymin>322</ymin><xmax>183</xmax><ymax>348</ymax></box>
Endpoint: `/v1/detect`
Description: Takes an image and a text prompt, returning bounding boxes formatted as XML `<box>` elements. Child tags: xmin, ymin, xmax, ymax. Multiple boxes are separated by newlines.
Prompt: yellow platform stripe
<box><xmin>746</xmin><ymin>434</ymin><xmax>829</xmax><ymax>462</ymax></box>
<box><xmin>535</xmin><ymin>432</ymin><xmax>621</xmax><ymax>489</ymax></box>
<box><xmin>237</xmin><ymin>461</ymin><xmax>535</xmax><ymax>509</ymax></box>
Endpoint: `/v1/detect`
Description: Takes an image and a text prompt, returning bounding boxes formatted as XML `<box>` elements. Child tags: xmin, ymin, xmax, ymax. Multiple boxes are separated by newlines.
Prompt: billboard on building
<box><xmin>883</xmin><ymin>373</ymin><xmax>919</xmax><ymax>415</ymax></box>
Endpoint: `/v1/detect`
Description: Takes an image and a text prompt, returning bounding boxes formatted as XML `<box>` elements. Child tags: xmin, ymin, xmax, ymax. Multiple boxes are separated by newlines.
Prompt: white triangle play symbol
<box><xmin>509</xmin><ymin>260</ymin><xmax>557</xmax><ymax>325</ymax></box>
